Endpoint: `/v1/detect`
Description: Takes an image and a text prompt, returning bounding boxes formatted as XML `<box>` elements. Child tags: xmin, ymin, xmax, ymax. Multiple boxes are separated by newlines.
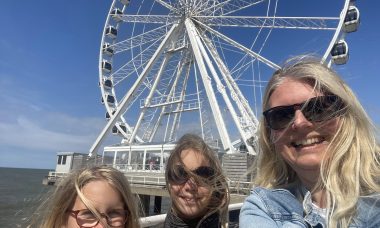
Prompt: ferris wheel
<box><xmin>89</xmin><ymin>0</ymin><xmax>359</xmax><ymax>156</ymax></box>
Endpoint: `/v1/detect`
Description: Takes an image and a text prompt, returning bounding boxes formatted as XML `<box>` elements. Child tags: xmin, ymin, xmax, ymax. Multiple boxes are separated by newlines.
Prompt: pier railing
<box><xmin>42</xmin><ymin>171</ymin><xmax>69</xmax><ymax>185</ymax></box>
<box><xmin>126</xmin><ymin>174</ymin><xmax>166</xmax><ymax>187</ymax></box>
<box><xmin>112</xmin><ymin>163</ymin><xmax>164</xmax><ymax>172</ymax></box>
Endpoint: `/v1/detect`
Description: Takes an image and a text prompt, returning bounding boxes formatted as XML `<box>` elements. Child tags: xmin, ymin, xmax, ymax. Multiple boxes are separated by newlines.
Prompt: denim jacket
<box><xmin>239</xmin><ymin>187</ymin><xmax>380</xmax><ymax>228</ymax></box>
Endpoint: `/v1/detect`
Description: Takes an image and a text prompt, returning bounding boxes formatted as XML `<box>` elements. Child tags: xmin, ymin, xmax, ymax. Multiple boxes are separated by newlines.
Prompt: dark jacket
<box><xmin>163</xmin><ymin>209</ymin><xmax>221</xmax><ymax>228</ymax></box>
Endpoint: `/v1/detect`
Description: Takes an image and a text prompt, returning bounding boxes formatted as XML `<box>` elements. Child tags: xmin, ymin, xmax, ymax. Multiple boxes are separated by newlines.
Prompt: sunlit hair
<box><xmin>31</xmin><ymin>165</ymin><xmax>140</xmax><ymax>228</ymax></box>
<box><xmin>165</xmin><ymin>133</ymin><xmax>230</xmax><ymax>227</ymax></box>
<box><xmin>253</xmin><ymin>55</ymin><xmax>380</xmax><ymax>227</ymax></box>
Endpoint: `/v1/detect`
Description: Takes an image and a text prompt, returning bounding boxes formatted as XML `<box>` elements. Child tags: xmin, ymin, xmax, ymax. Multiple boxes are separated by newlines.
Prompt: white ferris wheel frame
<box><xmin>89</xmin><ymin>0</ymin><xmax>355</xmax><ymax>157</ymax></box>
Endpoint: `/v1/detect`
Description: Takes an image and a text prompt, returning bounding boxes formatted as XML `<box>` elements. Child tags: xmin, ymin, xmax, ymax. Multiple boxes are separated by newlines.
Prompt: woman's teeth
<box><xmin>292</xmin><ymin>137</ymin><xmax>324</xmax><ymax>147</ymax></box>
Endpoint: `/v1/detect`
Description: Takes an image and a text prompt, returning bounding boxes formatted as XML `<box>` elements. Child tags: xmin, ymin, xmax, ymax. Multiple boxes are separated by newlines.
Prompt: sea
<box><xmin>0</xmin><ymin>167</ymin><xmax>51</xmax><ymax>228</ymax></box>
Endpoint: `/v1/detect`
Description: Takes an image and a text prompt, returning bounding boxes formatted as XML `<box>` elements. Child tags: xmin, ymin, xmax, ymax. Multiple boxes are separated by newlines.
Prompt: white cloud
<box><xmin>0</xmin><ymin>114</ymin><xmax>103</xmax><ymax>152</ymax></box>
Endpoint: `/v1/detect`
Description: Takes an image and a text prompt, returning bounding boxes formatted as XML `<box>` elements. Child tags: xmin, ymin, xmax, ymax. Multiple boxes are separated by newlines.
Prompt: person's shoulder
<box><xmin>240</xmin><ymin>187</ymin><xmax>307</xmax><ymax>227</ymax></box>
<box><xmin>251</xmin><ymin>186</ymin><xmax>299</xmax><ymax>201</ymax></box>
<box><xmin>354</xmin><ymin>193</ymin><xmax>380</xmax><ymax>227</ymax></box>
<box><xmin>357</xmin><ymin>193</ymin><xmax>380</xmax><ymax>212</ymax></box>
<box><xmin>245</xmin><ymin>186</ymin><xmax>303</xmax><ymax>214</ymax></box>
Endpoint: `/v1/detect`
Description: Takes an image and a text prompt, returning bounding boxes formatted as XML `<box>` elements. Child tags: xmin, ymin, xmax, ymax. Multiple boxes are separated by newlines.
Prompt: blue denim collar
<box><xmin>303</xmin><ymin>190</ymin><xmax>327</xmax><ymax>228</ymax></box>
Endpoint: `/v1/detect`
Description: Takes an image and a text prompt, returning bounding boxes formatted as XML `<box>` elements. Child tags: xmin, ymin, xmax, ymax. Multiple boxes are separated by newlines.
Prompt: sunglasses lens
<box><xmin>194</xmin><ymin>166</ymin><xmax>215</xmax><ymax>178</ymax></box>
<box><xmin>304</xmin><ymin>95</ymin><xmax>342</xmax><ymax>122</ymax></box>
<box><xmin>265</xmin><ymin>107</ymin><xmax>295</xmax><ymax>130</ymax></box>
<box><xmin>168</xmin><ymin>166</ymin><xmax>188</xmax><ymax>184</ymax></box>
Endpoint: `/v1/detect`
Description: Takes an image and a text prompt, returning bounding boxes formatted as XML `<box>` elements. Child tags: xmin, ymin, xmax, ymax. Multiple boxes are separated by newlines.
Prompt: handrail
<box><xmin>139</xmin><ymin>203</ymin><xmax>243</xmax><ymax>227</ymax></box>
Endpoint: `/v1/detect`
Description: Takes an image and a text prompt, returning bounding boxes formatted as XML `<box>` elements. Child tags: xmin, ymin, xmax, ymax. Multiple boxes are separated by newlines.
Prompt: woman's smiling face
<box><xmin>268</xmin><ymin>78</ymin><xmax>340</xmax><ymax>176</ymax></box>
<box><xmin>169</xmin><ymin>148</ymin><xmax>212</xmax><ymax>219</ymax></box>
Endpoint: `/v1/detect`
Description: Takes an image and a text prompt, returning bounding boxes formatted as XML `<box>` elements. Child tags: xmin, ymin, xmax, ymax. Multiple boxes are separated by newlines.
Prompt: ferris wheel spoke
<box><xmin>196</xmin><ymin>20</ymin><xmax>279</xmax><ymax>70</ymax></box>
<box><xmin>154</xmin><ymin>0</ymin><xmax>176</xmax><ymax>12</ymax></box>
<box><xmin>112</xmin><ymin>25</ymin><xmax>170</xmax><ymax>54</ymax></box>
<box><xmin>120</xmin><ymin>15</ymin><xmax>179</xmax><ymax>24</ymax></box>
<box><xmin>198</xmin><ymin>0</ymin><xmax>266</xmax><ymax>16</ymax></box>
<box><xmin>195</xmin><ymin>16</ymin><xmax>339</xmax><ymax>30</ymax></box>
<box><xmin>111</xmin><ymin>39</ymin><xmax>164</xmax><ymax>86</ymax></box>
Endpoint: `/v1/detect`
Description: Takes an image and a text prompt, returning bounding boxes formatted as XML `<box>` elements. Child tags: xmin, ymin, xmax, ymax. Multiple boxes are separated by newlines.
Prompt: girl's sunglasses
<box><xmin>263</xmin><ymin>95</ymin><xmax>344</xmax><ymax>130</ymax></box>
<box><xmin>167</xmin><ymin>165</ymin><xmax>215</xmax><ymax>185</ymax></box>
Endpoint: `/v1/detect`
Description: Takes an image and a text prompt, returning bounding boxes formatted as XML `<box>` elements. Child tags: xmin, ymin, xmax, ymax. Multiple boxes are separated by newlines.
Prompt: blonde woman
<box><xmin>164</xmin><ymin>134</ymin><xmax>230</xmax><ymax>228</ymax></box>
<box><xmin>240</xmin><ymin>56</ymin><xmax>380</xmax><ymax>227</ymax></box>
<box><xmin>31</xmin><ymin>165</ymin><xmax>140</xmax><ymax>228</ymax></box>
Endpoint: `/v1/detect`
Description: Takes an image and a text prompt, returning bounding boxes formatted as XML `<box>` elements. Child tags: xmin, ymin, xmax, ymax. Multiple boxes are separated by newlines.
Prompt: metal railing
<box><xmin>111</xmin><ymin>163</ymin><xmax>165</xmax><ymax>173</ymax></box>
<box><xmin>46</xmin><ymin>171</ymin><xmax>68</xmax><ymax>179</ymax></box>
<box><xmin>125</xmin><ymin>174</ymin><xmax>166</xmax><ymax>187</ymax></box>
<box><xmin>227</xmin><ymin>180</ymin><xmax>252</xmax><ymax>194</ymax></box>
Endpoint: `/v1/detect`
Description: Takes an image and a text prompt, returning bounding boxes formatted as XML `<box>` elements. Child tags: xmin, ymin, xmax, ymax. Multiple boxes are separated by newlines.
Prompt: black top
<box><xmin>163</xmin><ymin>209</ymin><xmax>221</xmax><ymax>228</ymax></box>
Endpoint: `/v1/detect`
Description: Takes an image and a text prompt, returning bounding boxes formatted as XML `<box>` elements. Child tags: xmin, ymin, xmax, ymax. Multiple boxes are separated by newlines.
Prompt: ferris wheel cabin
<box><xmin>112</xmin><ymin>123</ymin><xmax>127</xmax><ymax>135</ymax></box>
<box><xmin>105</xmin><ymin>26</ymin><xmax>118</xmax><ymax>39</ymax></box>
<box><xmin>102</xmin><ymin>78</ymin><xmax>113</xmax><ymax>90</ymax></box>
<box><xmin>102</xmin><ymin>60</ymin><xmax>112</xmax><ymax>73</ymax></box>
<box><xmin>105</xmin><ymin>109</ymin><xmax>116</xmax><ymax>120</ymax></box>
<box><xmin>101</xmin><ymin>94</ymin><xmax>116</xmax><ymax>106</ymax></box>
<box><xmin>331</xmin><ymin>40</ymin><xmax>349</xmax><ymax>65</ymax></box>
<box><xmin>111</xmin><ymin>8</ymin><xmax>123</xmax><ymax>22</ymax></box>
<box><xmin>344</xmin><ymin>6</ymin><xmax>360</xmax><ymax>33</ymax></box>
<box><xmin>120</xmin><ymin>0</ymin><xmax>130</xmax><ymax>6</ymax></box>
<box><xmin>103</xmin><ymin>43</ymin><xmax>114</xmax><ymax>56</ymax></box>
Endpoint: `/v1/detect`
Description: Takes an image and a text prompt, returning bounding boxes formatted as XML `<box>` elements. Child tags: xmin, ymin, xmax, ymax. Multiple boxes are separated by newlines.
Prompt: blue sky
<box><xmin>0</xmin><ymin>0</ymin><xmax>379</xmax><ymax>169</ymax></box>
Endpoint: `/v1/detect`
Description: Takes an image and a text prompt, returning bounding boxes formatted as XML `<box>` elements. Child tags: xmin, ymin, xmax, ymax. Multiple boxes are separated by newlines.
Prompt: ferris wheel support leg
<box><xmin>194</xmin><ymin>27</ymin><xmax>255</xmax><ymax>154</ymax></box>
<box><xmin>201</xmin><ymin>34</ymin><xmax>258</xmax><ymax>154</ymax></box>
<box><xmin>113</xmin><ymin>151</ymin><xmax>118</xmax><ymax>166</ymax></box>
<box><xmin>128</xmin><ymin>52</ymin><xmax>172</xmax><ymax>144</ymax></box>
<box><xmin>88</xmin><ymin>24</ymin><xmax>179</xmax><ymax>157</ymax></box>
<box><xmin>168</xmin><ymin>63</ymin><xmax>192</xmax><ymax>142</ymax></box>
<box><xmin>201</xmin><ymin>34</ymin><xmax>259</xmax><ymax>126</ymax></box>
<box><xmin>194</xmin><ymin>26</ymin><xmax>249</xmax><ymax>154</ymax></box>
<box><xmin>155</xmin><ymin>61</ymin><xmax>189</xmax><ymax>142</ymax></box>
<box><xmin>194</xmin><ymin>65</ymin><xmax>205</xmax><ymax>140</ymax></box>
<box><xmin>185</xmin><ymin>18</ymin><xmax>233</xmax><ymax>153</ymax></box>
<box><xmin>143</xmin><ymin>149</ymin><xmax>147</xmax><ymax>171</ymax></box>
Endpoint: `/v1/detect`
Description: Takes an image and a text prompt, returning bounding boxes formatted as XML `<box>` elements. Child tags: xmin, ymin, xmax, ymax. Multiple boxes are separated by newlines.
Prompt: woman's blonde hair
<box><xmin>31</xmin><ymin>165</ymin><xmax>140</xmax><ymax>228</ymax></box>
<box><xmin>254</xmin><ymin>55</ymin><xmax>380</xmax><ymax>227</ymax></box>
<box><xmin>165</xmin><ymin>133</ymin><xmax>230</xmax><ymax>227</ymax></box>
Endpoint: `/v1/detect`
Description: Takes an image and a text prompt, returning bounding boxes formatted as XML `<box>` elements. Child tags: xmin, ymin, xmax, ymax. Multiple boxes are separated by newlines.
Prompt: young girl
<box><xmin>31</xmin><ymin>165</ymin><xmax>140</xmax><ymax>228</ymax></box>
<box><xmin>164</xmin><ymin>134</ymin><xmax>230</xmax><ymax>228</ymax></box>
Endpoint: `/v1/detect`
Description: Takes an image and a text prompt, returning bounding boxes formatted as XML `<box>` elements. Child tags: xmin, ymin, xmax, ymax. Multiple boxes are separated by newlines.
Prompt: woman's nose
<box><xmin>292</xmin><ymin>110</ymin><xmax>313</xmax><ymax>129</ymax></box>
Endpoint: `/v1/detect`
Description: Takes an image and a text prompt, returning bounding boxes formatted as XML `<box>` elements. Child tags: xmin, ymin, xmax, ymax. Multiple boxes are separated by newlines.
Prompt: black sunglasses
<box><xmin>263</xmin><ymin>95</ymin><xmax>344</xmax><ymax>130</ymax></box>
<box><xmin>167</xmin><ymin>165</ymin><xmax>215</xmax><ymax>185</ymax></box>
